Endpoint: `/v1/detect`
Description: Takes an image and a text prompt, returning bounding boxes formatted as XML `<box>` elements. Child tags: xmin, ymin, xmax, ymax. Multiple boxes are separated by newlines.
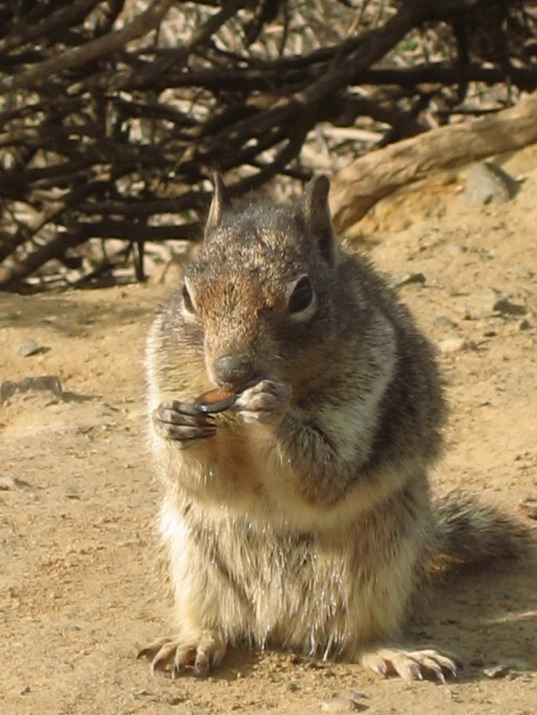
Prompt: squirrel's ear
<box><xmin>301</xmin><ymin>175</ymin><xmax>336</xmax><ymax>265</ymax></box>
<box><xmin>205</xmin><ymin>172</ymin><xmax>232</xmax><ymax>235</ymax></box>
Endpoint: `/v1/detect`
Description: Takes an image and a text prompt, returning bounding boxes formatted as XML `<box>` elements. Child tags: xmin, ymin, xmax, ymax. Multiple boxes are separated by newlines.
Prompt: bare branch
<box><xmin>1</xmin><ymin>0</ymin><xmax>536</xmax><ymax>289</ymax></box>
<box><xmin>0</xmin><ymin>0</ymin><xmax>175</xmax><ymax>94</ymax></box>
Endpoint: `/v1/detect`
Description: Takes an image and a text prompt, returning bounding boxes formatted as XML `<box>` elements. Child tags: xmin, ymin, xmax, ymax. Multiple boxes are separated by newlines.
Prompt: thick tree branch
<box><xmin>331</xmin><ymin>89</ymin><xmax>537</xmax><ymax>231</ymax></box>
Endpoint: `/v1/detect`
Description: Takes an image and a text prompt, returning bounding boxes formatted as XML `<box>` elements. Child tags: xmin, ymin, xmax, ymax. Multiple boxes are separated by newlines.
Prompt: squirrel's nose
<box><xmin>214</xmin><ymin>354</ymin><xmax>254</xmax><ymax>388</ymax></box>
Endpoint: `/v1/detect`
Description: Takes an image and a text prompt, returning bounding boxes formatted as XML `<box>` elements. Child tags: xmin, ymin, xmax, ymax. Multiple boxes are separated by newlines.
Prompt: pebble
<box><xmin>438</xmin><ymin>337</ymin><xmax>467</xmax><ymax>354</ymax></box>
<box><xmin>465</xmin><ymin>288</ymin><xmax>526</xmax><ymax>319</ymax></box>
<box><xmin>483</xmin><ymin>664</ymin><xmax>509</xmax><ymax>679</ymax></box>
<box><xmin>515</xmin><ymin>267</ymin><xmax>534</xmax><ymax>280</ymax></box>
<box><xmin>0</xmin><ymin>475</ymin><xmax>31</xmax><ymax>491</ymax></box>
<box><xmin>63</xmin><ymin>623</ymin><xmax>82</xmax><ymax>632</ymax></box>
<box><xmin>434</xmin><ymin>315</ymin><xmax>458</xmax><ymax>330</ymax></box>
<box><xmin>445</xmin><ymin>242</ymin><xmax>467</xmax><ymax>256</ymax></box>
<box><xmin>320</xmin><ymin>691</ymin><xmax>367</xmax><ymax>713</ymax></box>
<box><xmin>16</xmin><ymin>337</ymin><xmax>40</xmax><ymax>357</ymax></box>
<box><xmin>389</xmin><ymin>272</ymin><xmax>426</xmax><ymax>288</ymax></box>
<box><xmin>465</xmin><ymin>288</ymin><xmax>500</xmax><ymax>318</ymax></box>
<box><xmin>464</xmin><ymin>162</ymin><xmax>518</xmax><ymax>206</ymax></box>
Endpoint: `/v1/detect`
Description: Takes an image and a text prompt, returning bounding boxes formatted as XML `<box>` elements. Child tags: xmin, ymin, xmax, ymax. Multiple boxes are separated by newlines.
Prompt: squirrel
<box><xmin>139</xmin><ymin>174</ymin><xmax>532</xmax><ymax>682</ymax></box>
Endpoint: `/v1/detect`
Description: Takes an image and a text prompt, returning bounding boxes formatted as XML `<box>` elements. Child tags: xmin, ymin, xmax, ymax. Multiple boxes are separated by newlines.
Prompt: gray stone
<box><xmin>16</xmin><ymin>338</ymin><xmax>40</xmax><ymax>357</ymax></box>
<box><xmin>465</xmin><ymin>162</ymin><xmax>519</xmax><ymax>206</ymax></box>
<box><xmin>434</xmin><ymin>315</ymin><xmax>458</xmax><ymax>330</ymax></box>
<box><xmin>465</xmin><ymin>288</ymin><xmax>500</xmax><ymax>318</ymax></box>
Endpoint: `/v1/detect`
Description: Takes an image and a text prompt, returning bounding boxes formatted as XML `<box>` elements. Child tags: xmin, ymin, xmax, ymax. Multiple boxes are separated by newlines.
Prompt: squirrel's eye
<box><xmin>288</xmin><ymin>276</ymin><xmax>314</xmax><ymax>314</ymax></box>
<box><xmin>182</xmin><ymin>283</ymin><xmax>196</xmax><ymax>315</ymax></box>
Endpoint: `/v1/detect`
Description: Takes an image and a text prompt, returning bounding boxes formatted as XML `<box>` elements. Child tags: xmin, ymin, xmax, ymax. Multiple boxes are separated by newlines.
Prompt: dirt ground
<box><xmin>1</xmin><ymin>154</ymin><xmax>537</xmax><ymax>715</ymax></box>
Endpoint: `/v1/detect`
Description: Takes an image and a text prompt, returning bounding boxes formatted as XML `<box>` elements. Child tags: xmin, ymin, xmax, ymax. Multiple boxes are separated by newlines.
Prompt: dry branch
<box><xmin>0</xmin><ymin>0</ymin><xmax>176</xmax><ymax>94</ymax></box>
<box><xmin>330</xmin><ymin>89</ymin><xmax>537</xmax><ymax>232</ymax></box>
<box><xmin>1</xmin><ymin>0</ymin><xmax>537</xmax><ymax>289</ymax></box>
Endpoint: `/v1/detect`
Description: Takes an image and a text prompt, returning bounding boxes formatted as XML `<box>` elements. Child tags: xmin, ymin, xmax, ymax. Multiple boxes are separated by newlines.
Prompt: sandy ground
<box><xmin>1</xmin><ymin>159</ymin><xmax>537</xmax><ymax>715</ymax></box>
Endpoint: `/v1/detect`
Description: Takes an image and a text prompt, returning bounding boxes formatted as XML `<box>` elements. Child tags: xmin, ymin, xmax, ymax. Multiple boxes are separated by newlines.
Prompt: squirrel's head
<box><xmin>179</xmin><ymin>174</ymin><xmax>342</xmax><ymax>393</ymax></box>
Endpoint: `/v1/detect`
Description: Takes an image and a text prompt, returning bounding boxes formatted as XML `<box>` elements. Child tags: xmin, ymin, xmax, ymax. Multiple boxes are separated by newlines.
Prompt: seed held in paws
<box><xmin>195</xmin><ymin>388</ymin><xmax>236</xmax><ymax>414</ymax></box>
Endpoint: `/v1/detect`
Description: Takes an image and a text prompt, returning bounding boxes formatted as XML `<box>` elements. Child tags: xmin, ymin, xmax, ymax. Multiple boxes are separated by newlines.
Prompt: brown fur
<box><xmin>141</xmin><ymin>176</ymin><xmax>532</xmax><ymax>681</ymax></box>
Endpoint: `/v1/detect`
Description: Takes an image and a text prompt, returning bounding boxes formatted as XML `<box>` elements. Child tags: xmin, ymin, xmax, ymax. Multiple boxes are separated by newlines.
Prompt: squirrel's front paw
<box><xmin>236</xmin><ymin>379</ymin><xmax>291</xmax><ymax>425</ymax></box>
<box><xmin>152</xmin><ymin>400</ymin><xmax>216</xmax><ymax>447</ymax></box>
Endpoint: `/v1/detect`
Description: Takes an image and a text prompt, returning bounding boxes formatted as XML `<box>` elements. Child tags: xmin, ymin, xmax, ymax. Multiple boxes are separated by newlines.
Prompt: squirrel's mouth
<box><xmin>215</xmin><ymin>374</ymin><xmax>261</xmax><ymax>395</ymax></box>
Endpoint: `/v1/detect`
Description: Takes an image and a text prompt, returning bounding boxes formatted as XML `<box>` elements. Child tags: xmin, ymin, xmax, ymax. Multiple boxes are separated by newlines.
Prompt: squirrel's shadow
<box><xmin>411</xmin><ymin>558</ymin><xmax>537</xmax><ymax>682</ymax></box>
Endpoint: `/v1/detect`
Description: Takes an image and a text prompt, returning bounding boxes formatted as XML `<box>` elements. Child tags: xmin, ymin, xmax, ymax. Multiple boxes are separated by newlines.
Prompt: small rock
<box><xmin>515</xmin><ymin>267</ymin><xmax>535</xmax><ymax>280</ymax></box>
<box><xmin>16</xmin><ymin>337</ymin><xmax>40</xmax><ymax>357</ymax></box>
<box><xmin>519</xmin><ymin>319</ymin><xmax>532</xmax><ymax>330</ymax></box>
<box><xmin>63</xmin><ymin>623</ymin><xmax>82</xmax><ymax>632</ymax></box>
<box><xmin>445</xmin><ymin>243</ymin><xmax>467</xmax><ymax>256</ymax></box>
<box><xmin>483</xmin><ymin>664</ymin><xmax>509</xmax><ymax>679</ymax></box>
<box><xmin>464</xmin><ymin>162</ymin><xmax>519</xmax><ymax>206</ymax></box>
<box><xmin>0</xmin><ymin>475</ymin><xmax>32</xmax><ymax>491</ymax></box>
<box><xmin>434</xmin><ymin>315</ymin><xmax>458</xmax><ymax>330</ymax></box>
<box><xmin>438</xmin><ymin>337</ymin><xmax>467</xmax><ymax>354</ymax></box>
<box><xmin>465</xmin><ymin>288</ymin><xmax>526</xmax><ymax>319</ymax></box>
<box><xmin>320</xmin><ymin>692</ymin><xmax>368</xmax><ymax>713</ymax></box>
<box><xmin>465</xmin><ymin>288</ymin><xmax>499</xmax><ymax>318</ymax></box>
<box><xmin>389</xmin><ymin>272</ymin><xmax>426</xmax><ymax>288</ymax></box>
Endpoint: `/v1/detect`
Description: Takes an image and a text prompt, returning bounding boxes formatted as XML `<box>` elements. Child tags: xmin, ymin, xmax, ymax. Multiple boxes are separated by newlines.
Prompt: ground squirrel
<box><xmin>140</xmin><ymin>175</ymin><xmax>532</xmax><ymax>681</ymax></box>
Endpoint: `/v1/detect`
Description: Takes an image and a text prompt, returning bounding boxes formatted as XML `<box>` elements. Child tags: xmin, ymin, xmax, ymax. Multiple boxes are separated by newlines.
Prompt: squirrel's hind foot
<box><xmin>138</xmin><ymin>632</ymin><xmax>227</xmax><ymax>678</ymax></box>
<box><xmin>360</xmin><ymin>645</ymin><xmax>461</xmax><ymax>683</ymax></box>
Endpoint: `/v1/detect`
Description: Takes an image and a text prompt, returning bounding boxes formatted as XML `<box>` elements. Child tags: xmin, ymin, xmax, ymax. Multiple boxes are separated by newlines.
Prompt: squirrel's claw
<box><xmin>360</xmin><ymin>646</ymin><xmax>460</xmax><ymax>683</ymax></box>
<box><xmin>138</xmin><ymin>634</ymin><xmax>227</xmax><ymax>678</ymax></box>
<box><xmin>152</xmin><ymin>401</ymin><xmax>216</xmax><ymax>446</ymax></box>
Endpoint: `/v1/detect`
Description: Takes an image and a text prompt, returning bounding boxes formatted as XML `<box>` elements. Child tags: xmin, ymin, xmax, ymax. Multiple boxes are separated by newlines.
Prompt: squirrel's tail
<box><xmin>431</xmin><ymin>489</ymin><xmax>534</xmax><ymax>574</ymax></box>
